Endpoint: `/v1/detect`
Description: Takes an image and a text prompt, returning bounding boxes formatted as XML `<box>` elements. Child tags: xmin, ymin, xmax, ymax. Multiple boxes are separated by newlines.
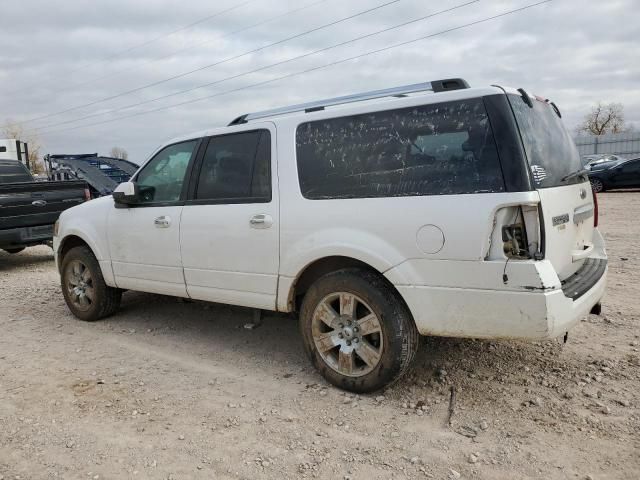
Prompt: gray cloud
<box><xmin>1</xmin><ymin>0</ymin><xmax>638</xmax><ymax>163</ymax></box>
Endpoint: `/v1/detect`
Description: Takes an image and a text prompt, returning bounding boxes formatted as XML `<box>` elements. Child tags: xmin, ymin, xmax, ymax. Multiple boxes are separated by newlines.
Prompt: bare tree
<box><xmin>577</xmin><ymin>102</ymin><xmax>627</xmax><ymax>136</ymax></box>
<box><xmin>1</xmin><ymin>121</ymin><xmax>45</xmax><ymax>174</ymax></box>
<box><xmin>109</xmin><ymin>146</ymin><xmax>129</xmax><ymax>160</ymax></box>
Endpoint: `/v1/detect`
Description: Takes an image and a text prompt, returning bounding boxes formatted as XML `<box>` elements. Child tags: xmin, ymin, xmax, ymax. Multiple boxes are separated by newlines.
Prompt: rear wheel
<box><xmin>299</xmin><ymin>268</ymin><xmax>419</xmax><ymax>393</ymax></box>
<box><xmin>3</xmin><ymin>247</ymin><xmax>25</xmax><ymax>254</ymax></box>
<box><xmin>60</xmin><ymin>246</ymin><xmax>121</xmax><ymax>321</ymax></box>
<box><xmin>590</xmin><ymin>178</ymin><xmax>604</xmax><ymax>193</ymax></box>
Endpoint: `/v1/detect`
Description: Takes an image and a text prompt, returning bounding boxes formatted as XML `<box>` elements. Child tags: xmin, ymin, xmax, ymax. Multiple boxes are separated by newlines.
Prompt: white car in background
<box><xmin>53</xmin><ymin>79</ymin><xmax>607</xmax><ymax>392</ymax></box>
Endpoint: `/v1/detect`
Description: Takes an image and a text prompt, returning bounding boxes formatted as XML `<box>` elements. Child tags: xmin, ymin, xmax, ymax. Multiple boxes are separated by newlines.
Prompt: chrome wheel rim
<box><xmin>65</xmin><ymin>260</ymin><xmax>95</xmax><ymax>312</ymax></box>
<box><xmin>311</xmin><ymin>292</ymin><xmax>384</xmax><ymax>377</ymax></box>
<box><xmin>590</xmin><ymin>179</ymin><xmax>603</xmax><ymax>192</ymax></box>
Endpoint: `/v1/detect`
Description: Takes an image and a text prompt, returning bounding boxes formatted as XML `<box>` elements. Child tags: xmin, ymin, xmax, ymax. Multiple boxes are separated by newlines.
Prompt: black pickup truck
<box><xmin>0</xmin><ymin>159</ymin><xmax>86</xmax><ymax>253</ymax></box>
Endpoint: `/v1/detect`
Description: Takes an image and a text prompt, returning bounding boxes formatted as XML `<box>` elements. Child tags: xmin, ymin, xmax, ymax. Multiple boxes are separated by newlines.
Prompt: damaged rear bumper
<box><xmin>386</xmin><ymin>231</ymin><xmax>607</xmax><ymax>340</ymax></box>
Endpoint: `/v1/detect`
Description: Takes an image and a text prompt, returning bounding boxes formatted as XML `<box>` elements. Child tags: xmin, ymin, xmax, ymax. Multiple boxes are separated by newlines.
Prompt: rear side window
<box><xmin>296</xmin><ymin>98</ymin><xmax>504</xmax><ymax>199</ymax></box>
<box><xmin>195</xmin><ymin>130</ymin><xmax>271</xmax><ymax>202</ymax></box>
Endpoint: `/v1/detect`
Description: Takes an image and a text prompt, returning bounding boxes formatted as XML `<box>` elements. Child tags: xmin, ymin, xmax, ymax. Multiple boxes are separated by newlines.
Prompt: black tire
<box><xmin>60</xmin><ymin>246</ymin><xmax>121</xmax><ymax>321</ymax></box>
<box><xmin>3</xmin><ymin>247</ymin><xmax>25</xmax><ymax>254</ymax></box>
<box><xmin>299</xmin><ymin>268</ymin><xmax>419</xmax><ymax>393</ymax></box>
<box><xmin>590</xmin><ymin>178</ymin><xmax>605</xmax><ymax>193</ymax></box>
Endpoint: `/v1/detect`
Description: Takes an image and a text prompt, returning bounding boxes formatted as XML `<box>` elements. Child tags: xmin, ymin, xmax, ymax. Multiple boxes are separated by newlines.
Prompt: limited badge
<box><xmin>552</xmin><ymin>213</ymin><xmax>570</xmax><ymax>226</ymax></box>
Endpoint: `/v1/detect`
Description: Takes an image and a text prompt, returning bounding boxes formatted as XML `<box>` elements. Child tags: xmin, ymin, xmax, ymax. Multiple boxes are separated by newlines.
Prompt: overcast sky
<box><xmin>1</xmin><ymin>0</ymin><xmax>638</xmax><ymax>164</ymax></box>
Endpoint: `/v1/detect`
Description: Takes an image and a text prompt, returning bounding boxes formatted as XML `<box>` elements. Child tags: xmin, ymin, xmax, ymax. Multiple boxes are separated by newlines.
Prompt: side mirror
<box><xmin>112</xmin><ymin>181</ymin><xmax>140</xmax><ymax>207</ymax></box>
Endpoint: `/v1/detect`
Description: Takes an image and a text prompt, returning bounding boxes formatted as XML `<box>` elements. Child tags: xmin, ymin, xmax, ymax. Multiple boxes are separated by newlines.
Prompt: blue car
<box><xmin>588</xmin><ymin>157</ymin><xmax>640</xmax><ymax>192</ymax></box>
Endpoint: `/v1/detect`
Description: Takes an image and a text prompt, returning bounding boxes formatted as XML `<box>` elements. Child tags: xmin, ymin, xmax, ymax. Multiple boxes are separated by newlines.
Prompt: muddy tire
<box><xmin>60</xmin><ymin>246</ymin><xmax>121</xmax><ymax>321</ymax></box>
<box><xmin>299</xmin><ymin>268</ymin><xmax>419</xmax><ymax>393</ymax></box>
<box><xmin>3</xmin><ymin>247</ymin><xmax>25</xmax><ymax>254</ymax></box>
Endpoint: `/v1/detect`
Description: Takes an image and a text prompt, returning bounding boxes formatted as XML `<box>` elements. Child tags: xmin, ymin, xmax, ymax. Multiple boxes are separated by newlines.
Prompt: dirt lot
<box><xmin>1</xmin><ymin>192</ymin><xmax>639</xmax><ymax>480</ymax></box>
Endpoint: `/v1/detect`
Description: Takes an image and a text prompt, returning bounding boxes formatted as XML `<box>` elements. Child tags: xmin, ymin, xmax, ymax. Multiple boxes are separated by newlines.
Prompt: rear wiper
<box><xmin>560</xmin><ymin>168</ymin><xmax>589</xmax><ymax>183</ymax></box>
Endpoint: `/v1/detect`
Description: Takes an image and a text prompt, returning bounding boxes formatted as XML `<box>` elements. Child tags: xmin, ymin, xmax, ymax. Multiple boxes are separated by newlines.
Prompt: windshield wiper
<box><xmin>560</xmin><ymin>168</ymin><xmax>589</xmax><ymax>183</ymax></box>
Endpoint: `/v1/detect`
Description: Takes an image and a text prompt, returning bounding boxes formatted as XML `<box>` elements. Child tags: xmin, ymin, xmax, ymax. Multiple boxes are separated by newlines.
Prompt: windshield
<box><xmin>589</xmin><ymin>159</ymin><xmax>622</xmax><ymax>171</ymax></box>
<box><xmin>585</xmin><ymin>154</ymin><xmax>624</xmax><ymax>166</ymax></box>
<box><xmin>508</xmin><ymin>94</ymin><xmax>583</xmax><ymax>188</ymax></box>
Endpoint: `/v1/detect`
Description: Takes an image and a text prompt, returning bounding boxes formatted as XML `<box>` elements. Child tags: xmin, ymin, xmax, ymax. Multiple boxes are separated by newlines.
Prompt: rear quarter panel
<box><xmin>274</xmin><ymin>102</ymin><xmax>541</xmax><ymax>310</ymax></box>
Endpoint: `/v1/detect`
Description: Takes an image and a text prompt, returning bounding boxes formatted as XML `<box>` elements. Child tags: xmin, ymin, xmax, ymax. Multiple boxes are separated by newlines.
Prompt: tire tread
<box><xmin>299</xmin><ymin>267</ymin><xmax>419</xmax><ymax>392</ymax></box>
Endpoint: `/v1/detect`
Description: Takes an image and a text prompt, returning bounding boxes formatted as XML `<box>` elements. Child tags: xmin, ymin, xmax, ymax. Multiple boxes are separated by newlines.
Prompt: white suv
<box><xmin>54</xmin><ymin>79</ymin><xmax>607</xmax><ymax>392</ymax></box>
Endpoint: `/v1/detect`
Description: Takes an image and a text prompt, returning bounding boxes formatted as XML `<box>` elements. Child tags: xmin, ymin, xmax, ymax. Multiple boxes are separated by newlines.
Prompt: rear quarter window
<box><xmin>295</xmin><ymin>98</ymin><xmax>505</xmax><ymax>199</ymax></box>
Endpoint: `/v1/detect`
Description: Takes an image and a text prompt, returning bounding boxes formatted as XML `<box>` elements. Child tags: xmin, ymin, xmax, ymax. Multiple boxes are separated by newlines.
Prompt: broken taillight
<box><xmin>502</xmin><ymin>223</ymin><xmax>529</xmax><ymax>258</ymax></box>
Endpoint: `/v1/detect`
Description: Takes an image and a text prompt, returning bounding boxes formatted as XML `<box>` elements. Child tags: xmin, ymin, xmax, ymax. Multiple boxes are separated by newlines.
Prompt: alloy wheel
<box><xmin>311</xmin><ymin>292</ymin><xmax>384</xmax><ymax>377</ymax></box>
<box><xmin>590</xmin><ymin>178</ymin><xmax>603</xmax><ymax>193</ymax></box>
<box><xmin>65</xmin><ymin>260</ymin><xmax>95</xmax><ymax>312</ymax></box>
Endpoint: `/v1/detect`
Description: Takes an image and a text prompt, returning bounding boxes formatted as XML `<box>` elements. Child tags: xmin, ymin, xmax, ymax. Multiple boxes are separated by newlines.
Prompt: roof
<box><xmin>165</xmin><ymin>82</ymin><xmax>505</xmax><ymax>147</ymax></box>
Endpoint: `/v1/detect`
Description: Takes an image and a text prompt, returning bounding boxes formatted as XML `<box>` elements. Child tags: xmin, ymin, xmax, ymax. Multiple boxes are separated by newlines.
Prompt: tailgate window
<box><xmin>508</xmin><ymin>94</ymin><xmax>583</xmax><ymax>188</ymax></box>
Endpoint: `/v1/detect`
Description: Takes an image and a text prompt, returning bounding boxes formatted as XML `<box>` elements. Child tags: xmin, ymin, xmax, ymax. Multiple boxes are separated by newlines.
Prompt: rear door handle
<box><xmin>154</xmin><ymin>216</ymin><xmax>171</xmax><ymax>228</ymax></box>
<box><xmin>249</xmin><ymin>214</ymin><xmax>273</xmax><ymax>229</ymax></box>
<box><xmin>573</xmin><ymin>204</ymin><xmax>594</xmax><ymax>225</ymax></box>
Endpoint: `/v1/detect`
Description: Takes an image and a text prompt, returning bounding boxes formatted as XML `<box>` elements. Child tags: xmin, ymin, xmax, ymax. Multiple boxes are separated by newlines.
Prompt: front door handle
<box><xmin>249</xmin><ymin>214</ymin><xmax>273</xmax><ymax>229</ymax></box>
<box><xmin>154</xmin><ymin>216</ymin><xmax>171</xmax><ymax>228</ymax></box>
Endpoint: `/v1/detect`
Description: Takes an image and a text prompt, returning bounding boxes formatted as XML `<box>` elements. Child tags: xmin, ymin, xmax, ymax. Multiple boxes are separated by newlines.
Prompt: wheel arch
<box><xmin>285</xmin><ymin>255</ymin><xmax>413</xmax><ymax>317</ymax></box>
<box><xmin>57</xmin><ymin>235</ymin><xmax>89</xmax><ymax>271</ymax></box>
<box><xmin>56</xmin><ymin>234</ymin><xmax>116</xmax><ymax>288</ymax></box>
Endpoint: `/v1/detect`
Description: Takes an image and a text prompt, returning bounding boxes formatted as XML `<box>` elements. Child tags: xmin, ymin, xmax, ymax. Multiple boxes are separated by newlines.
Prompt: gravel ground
<box><xmin>1</xmin><ymin>191</ymin><xmax>639</xmax><ymax>480</ymax></box>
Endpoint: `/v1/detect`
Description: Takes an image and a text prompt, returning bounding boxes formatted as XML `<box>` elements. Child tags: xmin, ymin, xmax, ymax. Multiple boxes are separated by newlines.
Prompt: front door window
<box><xmin>136</xmin><ymin>140</ymin><xmax>198</xmax><ymax>204</ymax></box>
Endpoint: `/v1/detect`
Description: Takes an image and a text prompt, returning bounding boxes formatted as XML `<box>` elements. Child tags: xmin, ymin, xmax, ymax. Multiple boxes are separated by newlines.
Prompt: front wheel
<box><xmin>299</xmin><ymin>269</ymin><xmax>419</xmax><ymax>393</ymax></box>
<box><xmin>60</xmin><ymin>246</ymin><xmax>122</xmax><ymax>321</ymax></box>
<box><xmin>590</xmin><ymin>178</ymin><xmax>604</xmax><ymax>193</ymax></box>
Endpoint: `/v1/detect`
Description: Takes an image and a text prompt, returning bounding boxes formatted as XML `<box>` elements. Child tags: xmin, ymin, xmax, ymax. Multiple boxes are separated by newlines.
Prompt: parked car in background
<box><xmin>53</xmin><ymin>80</ymin><xmax>607</xmax><ymax>392</ymax></box>
<box><xmin>581</xmin><ymin>154</ymin><xmax>627</xmax><ymax>169</ymax></box>
<box><xmin>588</xmin><ymin>157</ymin><xmax>640</xmax><ymax>192</ymax></box>
<box><xmin>0</xmin><ymin>159</ymin><xmax>86</xmax><ymax>254</ymax></box>
<box><xmin>587</xmin><ymin>158</ymin><xmax>625</xmax><ymax>172</ymax></box>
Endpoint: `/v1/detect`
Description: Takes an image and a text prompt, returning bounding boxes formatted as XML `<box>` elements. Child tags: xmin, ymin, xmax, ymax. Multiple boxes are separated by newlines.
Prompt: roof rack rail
<box><xmin>228</xmin><ymin>78</ymin><xmax>469</xmax><ymax>125</ymax></box>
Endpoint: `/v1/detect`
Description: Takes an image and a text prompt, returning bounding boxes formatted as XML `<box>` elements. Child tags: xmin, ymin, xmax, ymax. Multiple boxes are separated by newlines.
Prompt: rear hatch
<box><xmin>507</xmin><ymin>92</ymin><xmax>595</xmax><ymax>280</ymax></box>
